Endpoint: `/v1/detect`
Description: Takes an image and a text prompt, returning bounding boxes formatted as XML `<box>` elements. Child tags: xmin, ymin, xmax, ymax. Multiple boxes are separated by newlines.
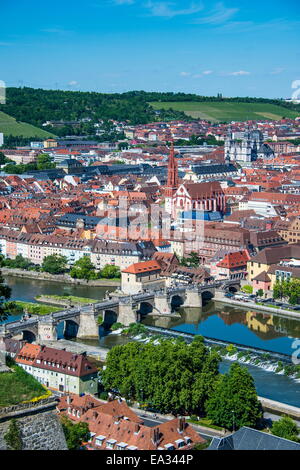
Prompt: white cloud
<box><xmin>193</xmin><ymin>2</ymin><xmax>238</xmax><ymax>25</ymax></box>
<box><xmin>145</xmin><ymin>1</ymin><xmax>204</xmax><ymax>18</ymax></box>
<box><xmin>41</xmin><ymin>28</ymin><xmax>73</xmax><ymax>35</ymax></box>
<box><xmin>68</xmin><ymin>81</ymin><xmax>78</xmax><ymax>86</ymax></box>
<box><xmin>202</xmin><ymin>70</ymin><xmax>213</xmax><ymax>75</ymax></box>
<box><xmin>215</xmin><ymin>18</ymin><xmax>300</xmax><ymax>34</ymax></box>
<box><xmin>227</xmin><ymin>70</ymin><xmax>250</xmax><ymax>76</ymax></box>
<box><xmin>180</xmin><ymin>72</ymin><xmax>191</xmax><ymax>76</ymax></box>
<box><xmin>270</xmin><ymin>67</ymin><xmax>285</xmax><ymax>75</ymax></box>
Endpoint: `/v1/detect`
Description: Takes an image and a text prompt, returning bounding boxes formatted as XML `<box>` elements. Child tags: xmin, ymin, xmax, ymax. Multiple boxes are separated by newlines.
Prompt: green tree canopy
<box><xmin>41</xmin><ymin>254</ymin><xmax>68</xmax><ymax>275</ymax></box>
<box><xmin>60</xmin><ymin>416</ymin><xmax>90</xmax><ymax>450</ymax></box>
<box><xmin>271</xmin><ymin>415</ymin><xmax>299</xmax><ymax>442</ymax></box>
<box><xmin>205</xmin><ymin>363</ymin><xmax>263</xmax><ymax>431</ymax></box>
<box><xmin>100</xmin><ymin>264</ymin><xmax>121</xmax><ymax>279</ymax></box>
<box><xmin>0</xmin><ymin>268</ymin><xmax>12</xmax><ymax>321</ymax></box>
<box><xmin>102</xmin><ymin>335</ymin><xmax>220</xmax><ymax>416</ymax></box>
<box><xmin>70</xmin><ymin>256</ymin><xmax>97</xmax><ymax>280</ymax></box>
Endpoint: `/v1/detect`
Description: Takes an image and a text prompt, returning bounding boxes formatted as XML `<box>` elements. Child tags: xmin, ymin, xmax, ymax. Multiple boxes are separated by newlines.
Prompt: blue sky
<box><xmin>0</xmin><ymin>0</ymin><xmax>299</xmax><ymax>97</ymax></box>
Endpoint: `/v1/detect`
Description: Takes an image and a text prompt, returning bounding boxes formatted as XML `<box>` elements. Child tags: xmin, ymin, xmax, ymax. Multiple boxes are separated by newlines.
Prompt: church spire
<box><xmin>164</xmin><ymin>140</ymin><xmax>178</xmax><ymax>199</ymax></box>
<box><xmin>167</xmin><ymin>140</ymin><xmax>178</xmax><ymax>189</ymax></box>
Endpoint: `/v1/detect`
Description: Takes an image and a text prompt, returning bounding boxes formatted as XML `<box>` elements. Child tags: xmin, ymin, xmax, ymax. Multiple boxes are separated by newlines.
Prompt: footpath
<box><xmin>216</xmin><ymin>296</ymin><xmax>300</xmax><ymax>320</ymax></box>
<box><xmin>2</xmin><ymin>267</ymin><xmax>120</xmax><ymax>287</ymax></box>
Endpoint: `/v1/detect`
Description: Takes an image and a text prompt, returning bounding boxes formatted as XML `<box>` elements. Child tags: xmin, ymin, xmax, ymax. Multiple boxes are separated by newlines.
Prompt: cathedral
<box><xmin>224</xmin><ymin>127</ymin><xmax>274</xmax><ymax>163</ymax></box>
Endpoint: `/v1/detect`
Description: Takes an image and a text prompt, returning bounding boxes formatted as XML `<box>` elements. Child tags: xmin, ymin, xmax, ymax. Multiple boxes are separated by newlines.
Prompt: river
<box><xmin>2</xmin><ymin>275</ymin><xmax>300</xmax><ymax>407</ymax></box>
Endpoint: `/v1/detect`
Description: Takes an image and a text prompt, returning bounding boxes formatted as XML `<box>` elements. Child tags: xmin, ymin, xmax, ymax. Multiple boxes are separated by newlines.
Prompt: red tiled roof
<box><xmin>122</xmin><ymin>260</ymin><xmax>162</xmax><ymax>274</ymax></box>
<box><xmin>217</xmin><ymin>249</ymin><xmax>251</xmax><ymax>269</ymax></box>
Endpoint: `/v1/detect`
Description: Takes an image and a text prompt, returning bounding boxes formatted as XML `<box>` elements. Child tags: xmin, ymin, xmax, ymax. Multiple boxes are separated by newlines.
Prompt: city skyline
<box><xmin>0</xmin><ymin>0</ymin><xmax>299</xmax><ymax>98</ymax></box>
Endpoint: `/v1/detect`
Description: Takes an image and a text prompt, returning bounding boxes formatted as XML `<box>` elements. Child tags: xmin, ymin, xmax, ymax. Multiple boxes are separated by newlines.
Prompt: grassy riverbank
<box><xmin>35</xmin><ymin>294</ymin><xmax>98</xmax><ymax>305</ymax></box>
<box><xmin>7</xmin><ymin>301</ymin><xmax>61</xmax><ymax>316</ymax></box>
<box><xmin>2</xmin><ymin>267</ymin><xmax>120</xmax><ymax>286</ymax></box>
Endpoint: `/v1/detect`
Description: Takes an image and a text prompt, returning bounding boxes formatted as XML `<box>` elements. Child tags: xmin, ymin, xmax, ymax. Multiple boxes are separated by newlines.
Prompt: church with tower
<box><xmin>164</xmin><ymin>143</ymin><xmax>226</xmax><ymax>219</ymax></box>
<box><xmin>225</xmin><ymin>127</ymin><xmax>274</xmax><ymax>163</ymax></box>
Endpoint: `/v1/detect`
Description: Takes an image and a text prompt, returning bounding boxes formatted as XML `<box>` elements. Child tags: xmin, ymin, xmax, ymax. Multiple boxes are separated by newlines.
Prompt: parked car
<box><xmin>224</xmin><ymin>292</ymin><xmax>234</xmax><ymax>298</ymax></box>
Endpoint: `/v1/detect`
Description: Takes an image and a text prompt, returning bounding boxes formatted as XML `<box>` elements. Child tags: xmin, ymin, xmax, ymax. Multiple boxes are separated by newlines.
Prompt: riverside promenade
<box><xmin>216</xmin><ymin>296</ymin><xmax>300</xmax><ymax>320</ymax></box>
<box><xmin>2</xmin><ymin>267</ymin><xmax>120</xmax><ymax>287</ymax></box>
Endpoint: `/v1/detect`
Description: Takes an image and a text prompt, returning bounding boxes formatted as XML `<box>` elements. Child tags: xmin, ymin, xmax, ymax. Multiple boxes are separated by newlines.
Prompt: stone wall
<box><xmin>0</xmin><ymin>398</ymin><xmax>67</xmax><ymax>450</ymax></box>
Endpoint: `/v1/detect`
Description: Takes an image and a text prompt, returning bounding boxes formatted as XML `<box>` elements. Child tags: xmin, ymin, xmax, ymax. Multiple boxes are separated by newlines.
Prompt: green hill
<box><xmin>150</xmin><ymin>101</ymin><xmax>300</xmax><ymax>122</ymax></box>
<box><xmin>0</xmin><ymin>111</ymin><xmax>56</xmax><ymax>138</ymax></box>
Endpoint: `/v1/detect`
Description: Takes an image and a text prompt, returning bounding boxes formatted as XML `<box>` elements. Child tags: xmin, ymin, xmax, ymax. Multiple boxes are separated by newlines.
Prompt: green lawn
<box><xmin>150</xmin><ymin>101</ymin><xmax>300</xmax><ymax>122</ymax></box>
<box><xmin>0</xmin><ymin>110</ymin><xmax>56</xmax><ymax>138</ymax></box>
<box><xmin>35</xmin><ymin>295</ymin><xmax>98</xmax><ymax>305</ymax></box>
<box><xmin>0</xmin><ymin>364</ymin><xmax>46</xmax><ymax>407</ymax></box>
<box><xmin>13</xmin><ymin>301</ymin><xmax>61</xmax><ymax>315</ymax></box>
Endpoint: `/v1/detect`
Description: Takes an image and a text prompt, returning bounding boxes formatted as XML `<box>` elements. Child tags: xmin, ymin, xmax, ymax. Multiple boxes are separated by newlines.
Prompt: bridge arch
<box><xmin>201</xmin><ymin>290</ymin><xmax>214</xmax><ymax>304</ymax></box>
<box><xmin>103</xmin><ymin>309</ymin><xmax>118</xmax><ymax>328</ymax></box>
<box><xmin>55</xmin><ymin>319</ymin><xmax>80</xmax><ymax>339</ymax></box>
<box><xmin>138</xmin><ymin>301</ymin><xmax>154</xmax><ymax>317</ymax></box>
<box><xmin>21</xmin><ymin>329</ymin><xmax>37</xmax><ymax>343</ymax></box>
<box><xmin>170</xmin><ymin>294</ymin><xmax>185</xmax><ymax>310</ymax></box>
<box><xmin>223</xmin><ymin>284</ymin><xmax>239</xmax><ymax>293</ymax></box>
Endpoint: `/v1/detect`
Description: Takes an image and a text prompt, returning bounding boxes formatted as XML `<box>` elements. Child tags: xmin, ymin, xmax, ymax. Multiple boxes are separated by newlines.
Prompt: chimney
<box><xmin>178</xmin><ymin>417</ymin><xmax>185</xmax><ymax>433</ymax></box>
<box><xmin>93</xmin><ymin>411</ymin><xmax>98</xmax><ymax>420</ymax></box>
<box><xmin>134</xmin><ymin>423</ymin><xmax>140</xmax><ymax>434</ymax></box>
<box><xmin>66</xmin><ymin>395</ymin><xmax>71</xmax><ymax>405</ymax></box>
<box><xmin>151</xmin><ymin>427</ymin><xmax>160</xmax><ymax>445</ymax></box>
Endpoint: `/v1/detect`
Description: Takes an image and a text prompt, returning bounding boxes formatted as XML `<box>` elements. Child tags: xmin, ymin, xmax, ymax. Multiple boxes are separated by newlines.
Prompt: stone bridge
<box><xmin>0</xmin><ymin>280</ymin><xmax>239</xmax><ymax>343</ymax></box>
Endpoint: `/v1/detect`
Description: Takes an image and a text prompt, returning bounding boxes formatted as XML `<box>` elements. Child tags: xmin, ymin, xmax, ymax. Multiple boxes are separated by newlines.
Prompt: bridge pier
<box><xmin>118</xmin><ymin>298</ymin><xmax>138</xmax><ymax>326</ymax></box>
<box><xmin>183</xmin><ymin>289</ymin><xmax>202</xmax><ymax>308</ymax></box>
<box><xmin>77</xmin><ymin>306</ymin><xmax>99</xmax><ymax>339</ymax></box>
<box><xmin>214</xmin><ymin>289</ymin><xmax>225</xmax><ymax>301</ymax></box>
<box><xmin>154</xmin><ymin>291</ymin><xmax>171</xmax><ymax>315</ymax></box>
<box><xmin>38</xmin><ymin>317</ymin><xmax>57</xmax><ymax>342</ymax></box>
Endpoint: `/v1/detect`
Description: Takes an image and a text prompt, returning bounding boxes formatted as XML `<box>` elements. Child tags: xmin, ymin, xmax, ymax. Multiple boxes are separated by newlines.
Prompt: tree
<box><xmin>60</xmin><ymin>416</ymin><xmax>90</xmax><ymax>450</ymax></box>
<box><xmin>180</xmin><ymin>251</ymin><xmax>200</xmax><ymax>268</ymax></box>
<box><xmin>70</xmin><ymin>256</ymin><xmax>97</xmax><ymax>281</ymax></box>
<box><xmin>36</xmin><ymin>153</ymin><xmax>56</xmax><ymax>170</ymax></box>
<box><xmin>205</xmin><ymin>363</ymin><xmax>263</xmax><ymax>431</ymax></box>
<box><xmin>100</xmin><ymin>264</ymin><xmax>121</xmax><ymax>279</ymax></box>
<box><xmin>256</xmin><ymin>289</ymin><xmax>264</xmax><ymax>298</ymax></box>
<box><xmin>41</xmin><ymin>254</ymin><xmax>68</xmax><ymax>275</ymax></box>
<box><xmin>271</xmin><ymin>415</ymin><xmax>299</xmax><ymax>442</ymax></box>
<box><xmin>0</xmin><ymin>152</ymin><xmax>10</xmax><ymax>165</ymax></box>
<box><xmin>4</xmin><ymin>419</ymin><xmax>22</xmax><ymax>450</ymax></box>
<box><xmin>0</xmin><ymin>268</ymin><xmax>12</xmax><ymax>321</ymax></box>
<box><xmin>102</xmin><ymin>336</ymin><xmax>220</xmax><ymax>416</ymax></box>
<box><xmin>3</xmin><ymin>254</ymin><xmax>34</xmax><ymax>270</ymax></box>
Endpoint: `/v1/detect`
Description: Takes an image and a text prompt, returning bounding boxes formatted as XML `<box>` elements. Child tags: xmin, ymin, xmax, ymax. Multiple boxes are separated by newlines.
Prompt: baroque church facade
<box><xmin>225</xmin><ymin>128</ymin><xmax>274</xmax><ymax>163</ymax></box>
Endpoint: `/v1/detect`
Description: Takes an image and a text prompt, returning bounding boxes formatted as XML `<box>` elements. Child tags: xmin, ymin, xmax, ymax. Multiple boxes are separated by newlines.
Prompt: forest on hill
<box><xmin>0</xmin><ymin>87</ymin><xmax>299</xmax><ymax>139</ymax></box>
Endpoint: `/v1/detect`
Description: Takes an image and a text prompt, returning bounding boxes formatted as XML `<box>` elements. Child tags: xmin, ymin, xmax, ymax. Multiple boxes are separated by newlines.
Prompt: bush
<box><xmin>111</xmin><ymin>322</ymin><xmax>124</xmax><ymax>331</ymax></box>
<box><xmin>99</xmin><ymin>391</ymin><xmax>108</xmax><ymax>400</ymax></box>
<box><xmin>241</xmin><ymin>285</ymin><xmax>253</xmax><ymax>294</ymax></box>
<box><xmin>4</xmin><ymin>419</ymin><xmax>22</xmax><ymax>450</ymax></box>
